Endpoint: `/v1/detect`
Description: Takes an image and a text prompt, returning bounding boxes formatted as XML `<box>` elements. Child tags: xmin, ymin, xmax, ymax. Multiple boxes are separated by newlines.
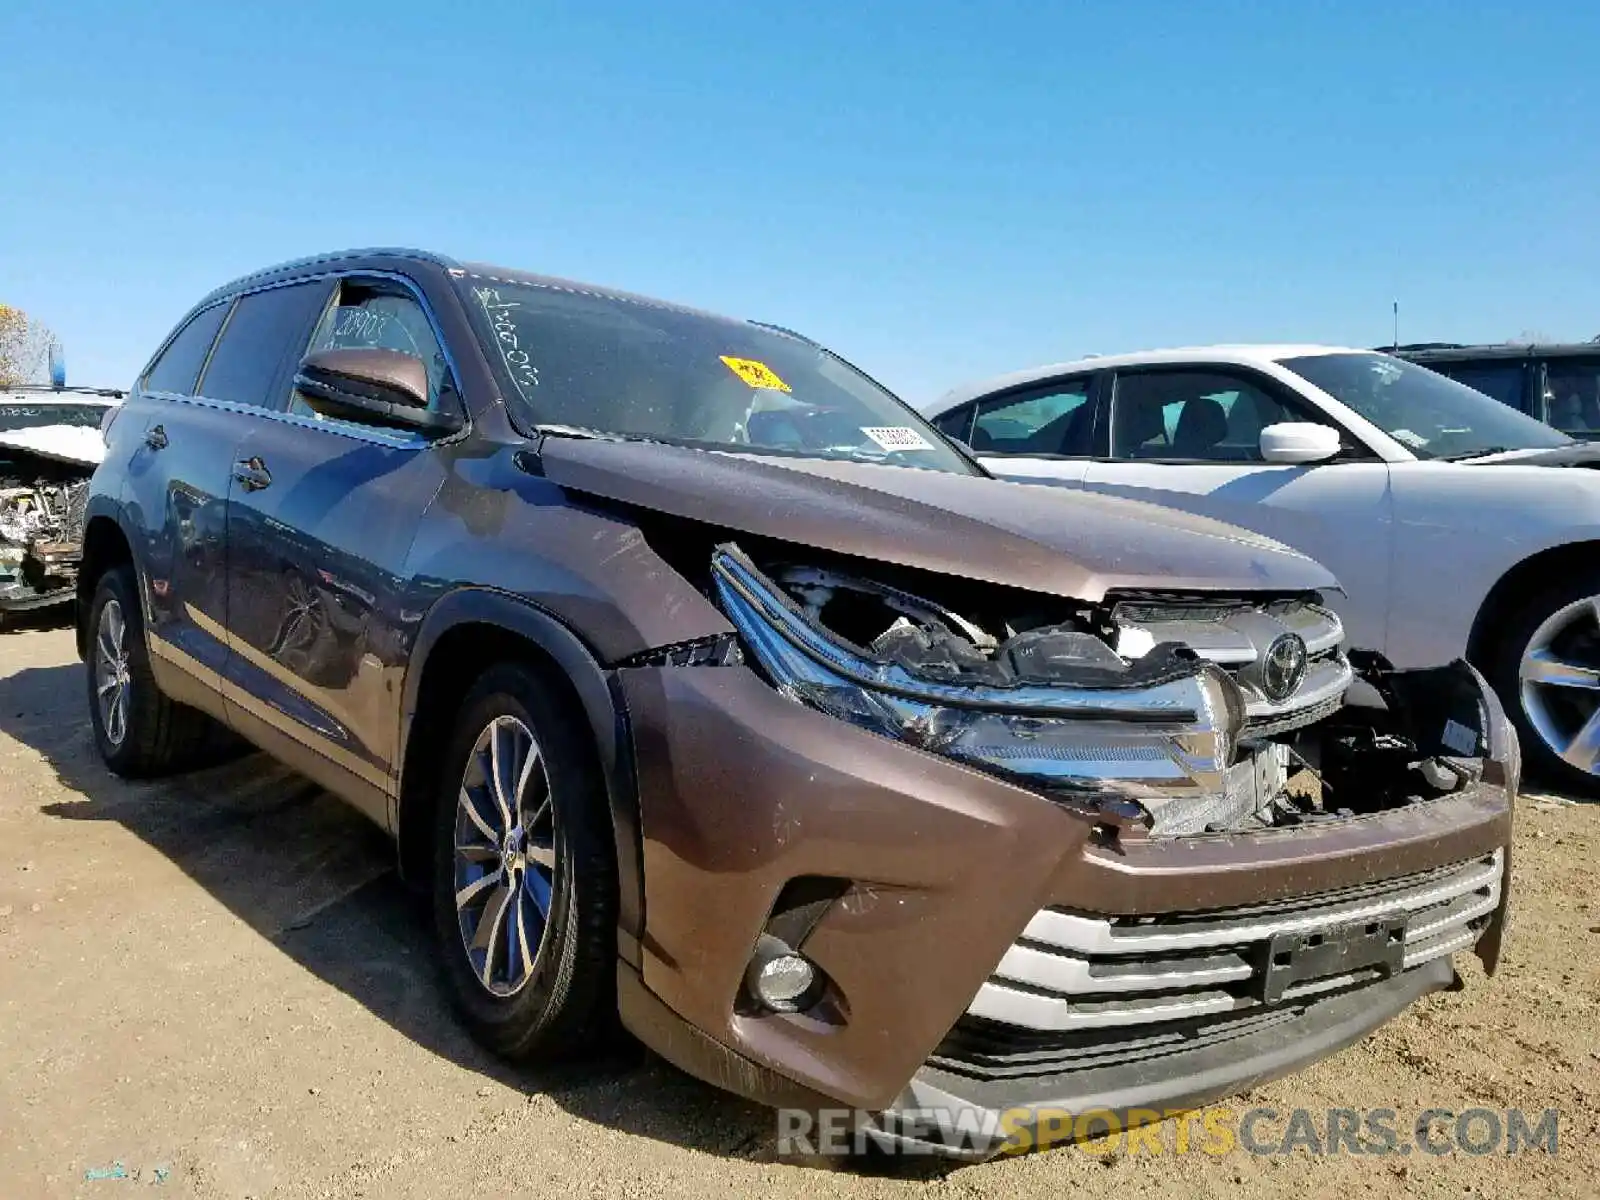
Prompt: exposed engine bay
<box><xmin>710</xmin><ymin>542</ymin><xmax>1494</xmax><ymax>838</ymax></box>
<box><xmin>0</xmin><ymin>457</ymin><xmax>92</xmax><ymax>613</ymax></box>
<box><xmin>0</xmin><ymin>398</ymin><xmax>116</xmax><ymax>616</ymax></box>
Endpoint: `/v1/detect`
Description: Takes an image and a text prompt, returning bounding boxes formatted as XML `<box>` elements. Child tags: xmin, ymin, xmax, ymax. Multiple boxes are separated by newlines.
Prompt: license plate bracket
<box><xmin>1258</xmin><ymin>916</ymin><xmax>1407</xmax><ymax>1004</ymax></box>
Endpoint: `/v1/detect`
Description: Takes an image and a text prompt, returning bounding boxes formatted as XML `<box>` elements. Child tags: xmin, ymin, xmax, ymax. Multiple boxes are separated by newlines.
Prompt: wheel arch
<box><xmin>1467</xmin><ymin>539</ymin><xmax>1600</xmax><ymax>667</ymax></box>
<box><xmin>76</xmin><ymin>509</ymin><xmax>138</xmax><ymax>661</ymax></box>
<box><xmin>396</xmin><ymin>588</ymin><xmax>643</xmax><ymax>964</ymax></box>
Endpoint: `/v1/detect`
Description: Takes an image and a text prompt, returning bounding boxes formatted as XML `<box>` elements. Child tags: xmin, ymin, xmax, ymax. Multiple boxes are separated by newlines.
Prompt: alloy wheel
<box><xmin>94</xmin><ymin>599</ymin><xmax>131</xmax><ymax>747</ymax></box>
<box><xmin>452</xmin><ymin>715</ymin><xmax>556</xmax><ymax>997</ymax></box>
<box><xmin>1518</xmin><ymin>595</ymin><xmax>1600</xmax><ymax>775</ymax></box>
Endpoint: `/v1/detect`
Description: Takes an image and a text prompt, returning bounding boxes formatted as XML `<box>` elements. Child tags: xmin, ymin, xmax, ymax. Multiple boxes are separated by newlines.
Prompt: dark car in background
<box><xmin>1393</xmin><ymin>342</ymin><xmax>1600</xmax><ymax>439</ymax></box>
<box><xmin>78</xmin><ymin>249</ymin><xmax>1513</xmax><ymax>1158</ymax></box>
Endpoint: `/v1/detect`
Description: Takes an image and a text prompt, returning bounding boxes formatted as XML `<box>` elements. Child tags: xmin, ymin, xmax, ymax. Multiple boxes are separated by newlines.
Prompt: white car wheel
<box><xmin>1517</xmin><ymin>593</ymin><xmax>1600</xmax><ymax>780</ymax></box>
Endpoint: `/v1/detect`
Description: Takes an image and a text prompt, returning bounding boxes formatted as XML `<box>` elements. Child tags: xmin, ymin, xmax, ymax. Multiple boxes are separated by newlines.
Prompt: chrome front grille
<box><xmin>1244</xmin><ymin>690</ymin><xmax>1343</xmax><ymax>738</ymax></box>
<box><xmin>968</xmin><ymin>851</ymin><xmax>1502</xmax><ymax>1033</ymax></box>
<box><xmin>1111</xmin><ymin>598</ymin><xmax>1352</xmax><ymax>733</ymax></box>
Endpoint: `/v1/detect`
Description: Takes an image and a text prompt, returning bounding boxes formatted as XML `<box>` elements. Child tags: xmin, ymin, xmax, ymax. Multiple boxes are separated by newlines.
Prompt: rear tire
<box><xmin>430</xmin><ymin>661</ymin><xmax>618</xmax><ymax>1060</ymax></box>
<box><xmin>1484</xmin><ymin>569</ymin><xmax>1600</xmax><ymax>797</ymax></box>
<box><xmin>85</xmin><ymin>565</ymin><xmax>228</xmax><ymax>777</ymax></box>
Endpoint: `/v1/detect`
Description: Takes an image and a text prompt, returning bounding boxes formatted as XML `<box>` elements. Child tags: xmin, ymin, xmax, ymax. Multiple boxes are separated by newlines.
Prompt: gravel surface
<box><xmin>1</xmin><ymin>625</ymin><xmax>1595</xmax><ymax>1198</ymax></box>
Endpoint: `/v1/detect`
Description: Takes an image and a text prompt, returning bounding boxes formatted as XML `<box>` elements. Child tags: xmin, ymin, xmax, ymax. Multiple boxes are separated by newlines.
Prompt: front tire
<box><xmin>85</xmin><ymin>565</ymin><xmax>227</xmax><ymax>777</ymax></box>
<box><xmin>1485</xmin><ymin>570</ymin><xmax>1600</xmax><ymax>796</ymax></box>
<box><xmin>430</xmin><ymin>662</ymin><xmax>618</xmax><ymax>1060</ymax></box>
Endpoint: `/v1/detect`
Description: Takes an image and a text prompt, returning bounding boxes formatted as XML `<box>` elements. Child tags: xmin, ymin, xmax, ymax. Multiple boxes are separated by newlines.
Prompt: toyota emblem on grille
<box><xmin>1260</xmin><ymin>633</ymin><xmax>1309</xmax><ymax>701</ymax></box>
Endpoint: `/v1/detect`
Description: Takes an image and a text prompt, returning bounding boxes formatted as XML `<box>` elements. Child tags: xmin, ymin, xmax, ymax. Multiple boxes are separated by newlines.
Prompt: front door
<box><xmin>222</xmin><ymin>276</ymin><xmax>458</xmax><ymax>827</ymax></box>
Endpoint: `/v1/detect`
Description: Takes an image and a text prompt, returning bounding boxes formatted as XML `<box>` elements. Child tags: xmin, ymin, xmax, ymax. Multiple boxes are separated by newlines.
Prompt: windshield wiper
<box><xmin>2</xmin><ymin>384</ymin><xmax>125</xmax><ymax>399</ymax></box>
<box><xmin>534</xmin><ymin>424</ymin><xmax>677</xmax><ymax>448</ymax></box>
<box><xmin>1438</xmin><ymin>446</ymin><xmax>1516</xmax><ymax>461</ymax></box>
<box><xmin>534</xmin><ymin>424</ymin><xmax>614</xmax><ymax>441</ymax></box>
<box><xmin>816</xmin><ymin>446</ymin><xmax>891</xmax><ymax>463</ymax></box>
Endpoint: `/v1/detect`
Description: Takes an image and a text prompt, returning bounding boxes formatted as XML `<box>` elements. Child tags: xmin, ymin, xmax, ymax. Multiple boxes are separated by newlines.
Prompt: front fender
<box><xmin>1388</xmin><ymin>459</ymin><xmax>1600</xmax><ymax>668</ymax></box>
<box><xmin>398</xmin><ymin>586</ymin><xmax>647</xmax><ymax>962</ymax></box>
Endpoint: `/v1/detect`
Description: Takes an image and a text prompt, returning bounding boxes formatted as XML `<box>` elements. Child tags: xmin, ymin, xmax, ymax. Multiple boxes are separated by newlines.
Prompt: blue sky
<box><xmin>1</xmin><ymin>2</ymin><xmax>1596</xmax><ymax>402</ymax></box>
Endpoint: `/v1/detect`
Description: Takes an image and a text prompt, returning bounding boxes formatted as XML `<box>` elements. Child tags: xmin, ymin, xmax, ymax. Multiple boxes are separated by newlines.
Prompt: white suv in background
<box><xmin>924</xmin><ymin>345</ymin><xmax>1600</xmax><ymax>792</ymax></box>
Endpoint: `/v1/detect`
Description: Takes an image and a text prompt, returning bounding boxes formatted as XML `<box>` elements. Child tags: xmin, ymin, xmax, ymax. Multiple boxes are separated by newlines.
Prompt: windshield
<box><xmin>0</xmin><ymin>402</ymin><xmax>111</xmax><ymax>432</ymax></box>
<box><xmin>1282</xmin><ymin>353</ymin><xmax>1571</xmax><ymax>460</ymax></box>
<box><xmin>456</xmin><ymin>274</ymin><xmax>976</xmax><ymax>473</ymax></box>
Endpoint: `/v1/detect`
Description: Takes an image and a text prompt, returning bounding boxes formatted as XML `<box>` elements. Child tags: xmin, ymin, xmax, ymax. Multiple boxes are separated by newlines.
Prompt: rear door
<box><xmin>1078</xmin><ymin>366</ymin><xmax>1396</xmax><ymax>655</ymax></box>
<box><xmin>120</xmin><ymin>297</ymin><xmax>241</xmax><ymax>709</ymax></box>
<box><xmin>222</xmin><ymin>274</ymin><xmax>459</xmax><ymax>826</ymax></box>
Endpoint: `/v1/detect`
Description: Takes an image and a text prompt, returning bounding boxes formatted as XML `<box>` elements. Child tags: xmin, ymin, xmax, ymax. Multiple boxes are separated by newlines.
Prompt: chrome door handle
<box><xmin>233</xmin><ymin>458</ymin><xmax>272</xmax><ymax>491</ymax></box>
<box><xmin>144</xmin><ymin>424</ymin><xmax>168</xmax><ymax>450</ymax></box>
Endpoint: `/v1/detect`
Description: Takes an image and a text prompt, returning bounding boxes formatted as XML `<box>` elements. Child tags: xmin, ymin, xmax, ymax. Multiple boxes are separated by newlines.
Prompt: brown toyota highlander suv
<box><xmin>80</xmin><ymin>250</ymin><xmax>1514</xmax><ymax>1158</ymax></box>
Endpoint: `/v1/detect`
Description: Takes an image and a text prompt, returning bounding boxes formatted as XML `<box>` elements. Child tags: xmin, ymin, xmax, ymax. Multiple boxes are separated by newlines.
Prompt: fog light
<box><xmin>745</xmin><ymin>934</ymin><xmax>823</xmax><ymax>1013</ymax></box>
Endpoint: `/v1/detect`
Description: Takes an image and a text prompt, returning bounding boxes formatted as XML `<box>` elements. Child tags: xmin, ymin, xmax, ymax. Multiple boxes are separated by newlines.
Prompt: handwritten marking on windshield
<box><xmin>332</xmin><ymin>308</ymin><xmax>388</xmax><ymax>343</ymax></box>
<box><xmin>474</xmin><ymin>287</ymin><xmax>541</xmax><ymax>399</ymax></box>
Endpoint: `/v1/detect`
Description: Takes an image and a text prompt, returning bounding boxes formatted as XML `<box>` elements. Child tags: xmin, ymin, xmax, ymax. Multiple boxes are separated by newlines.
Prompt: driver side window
<box><xmin>294</xmin><ymin>282</ymin><xmax>452</xmax><ymax>416</ymax></box>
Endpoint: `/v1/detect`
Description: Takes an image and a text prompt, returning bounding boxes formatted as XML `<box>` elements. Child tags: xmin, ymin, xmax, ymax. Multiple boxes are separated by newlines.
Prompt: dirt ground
<box><xmin>1</xmin><ymin>624</ymin><xmax>1597</xmax><ymax>1199</ymax></box>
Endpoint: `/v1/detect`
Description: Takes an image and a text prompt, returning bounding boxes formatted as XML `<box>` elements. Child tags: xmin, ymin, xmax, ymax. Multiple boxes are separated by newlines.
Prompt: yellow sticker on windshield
<box><xmin>720</xmin><ymin>355</ymin><xmax>791</xmax><ymax>392</ymax></box>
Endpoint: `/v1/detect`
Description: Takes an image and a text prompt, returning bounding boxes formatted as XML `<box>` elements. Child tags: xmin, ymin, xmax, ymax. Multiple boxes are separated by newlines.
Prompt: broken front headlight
<box><xmin>711</xmin><ymin>544</ymin><xmax>1254</xmax><ymax>829</ymax></box>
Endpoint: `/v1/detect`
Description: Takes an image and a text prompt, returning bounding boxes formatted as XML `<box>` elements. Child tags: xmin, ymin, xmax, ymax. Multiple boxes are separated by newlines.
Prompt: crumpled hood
<box><xmin>0</xmin><ymin>425</ymin><xmax>104</xmax><ymax>468</ymax></box>
<box><xmin>536</xmin><ymin>438</ymin><xmax>1336</xmax><ymax>601</ymax></box>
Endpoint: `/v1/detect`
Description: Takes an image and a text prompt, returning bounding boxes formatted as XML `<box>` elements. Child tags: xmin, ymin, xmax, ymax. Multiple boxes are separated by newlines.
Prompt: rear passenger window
<box><xmin>198</xmin><ymin>282</ymin><xmax>329</xmax><ymax>411</ymax></box>
<box><xmin>972</xmin><ymin>379</ymin><xmax>1094</xmax><ymax>456</ymax></box>
<box><xmin>299</xmin><ymin>282</ymin><xmax>451</xmax><ymax>412</ymax></box>
<box><xmin>142</xmin><ymin>303</ymin><xmax>228</xmax><ymax>396</ymax></box>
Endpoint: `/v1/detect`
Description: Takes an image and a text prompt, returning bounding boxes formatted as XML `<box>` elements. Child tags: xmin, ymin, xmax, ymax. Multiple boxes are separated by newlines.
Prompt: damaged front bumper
<box><xmin>611</xmin><ymin>545</ymin><xmax>1516</xmax><ymax>1159</ymax></box>
<box><xmin>0</xmin><ymin>470</ymin><xmax>90</xmax><ymax>615</ymax></box>
<box><xmin>614</xmin><ymin>666</ymin><xmax>1514</xmax><ymax>1154</ymax></box>
<box><xmin>0</xmin><ymin>554</ymin><xmax>78</xmax><ymax>612</ymax></box>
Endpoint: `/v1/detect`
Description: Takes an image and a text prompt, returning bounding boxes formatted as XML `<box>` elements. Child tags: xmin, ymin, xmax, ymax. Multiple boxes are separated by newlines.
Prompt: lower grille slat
<box><xmin>966</xmin><ymin>850</ymin><xmax>1502</xmax><ymax>1036</ymax></box>
<box><xmin>1022</xmin><ymin>851</ymin><xmax>1502</xmax><ymax>956</ymax></box>
<box><xmin>931</xmin><ymin>1007</ymin><xmax>1305</xmax><ymax>1081</ymax></box>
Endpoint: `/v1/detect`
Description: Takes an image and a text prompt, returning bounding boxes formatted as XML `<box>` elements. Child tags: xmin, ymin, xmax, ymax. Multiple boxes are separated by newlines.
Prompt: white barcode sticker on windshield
<box><xmin>861</xmin><ymin>426</ymin><xmax>935</xmax><ymax>452</ymax></box>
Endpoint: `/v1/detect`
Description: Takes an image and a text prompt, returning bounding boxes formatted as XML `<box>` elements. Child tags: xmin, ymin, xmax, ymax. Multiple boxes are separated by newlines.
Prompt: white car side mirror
<box><xmin>1259</xmin><ymin>422</ymin><xmax>1341</xmax><ymax>464</ymax></box>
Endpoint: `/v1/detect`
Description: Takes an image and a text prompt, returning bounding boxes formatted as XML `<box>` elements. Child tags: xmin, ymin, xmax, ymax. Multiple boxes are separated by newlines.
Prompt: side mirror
<box><xmin>293</xmin><ymin>348</ymin><xmax>462</xmax><ymax>435</ymax></box>
<box><xmin>1259</xmin><ymin>422</ymin><xmax>1341</xmax><ymax>464</ymax></box>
